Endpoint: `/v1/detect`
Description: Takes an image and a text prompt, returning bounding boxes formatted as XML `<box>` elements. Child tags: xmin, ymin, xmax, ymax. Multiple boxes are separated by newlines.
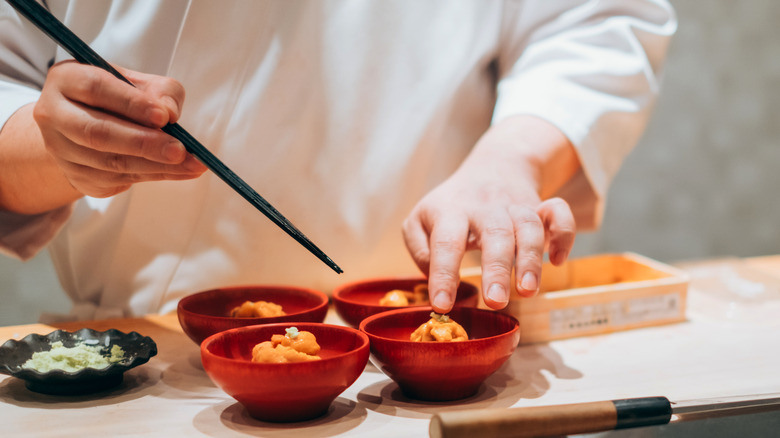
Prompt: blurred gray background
<box><xmin>1</xmin><ymin>1</ymin><xmax>778</xmax><ymax>325</ymax></box>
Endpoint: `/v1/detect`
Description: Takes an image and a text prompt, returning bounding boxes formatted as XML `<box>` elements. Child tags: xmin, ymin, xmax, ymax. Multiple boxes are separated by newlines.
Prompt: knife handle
<box><xmin>429</xmin><ymin>396</ymin><xmax>672</xmax><ymax>438</ymax></box>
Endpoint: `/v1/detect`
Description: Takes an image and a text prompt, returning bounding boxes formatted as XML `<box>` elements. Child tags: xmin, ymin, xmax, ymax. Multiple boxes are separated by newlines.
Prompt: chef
<box><xmin>0</xmin><ymin>1</ymin><xmax>676</xmax><ymax>321</ymax></box>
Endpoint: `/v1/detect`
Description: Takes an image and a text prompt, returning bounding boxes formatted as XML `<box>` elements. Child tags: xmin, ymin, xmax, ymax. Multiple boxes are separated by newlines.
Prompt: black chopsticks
<box><xmin>6</xmin><ymin>0</ymin><xmax>342</xmax><ymax>274</ymax></box>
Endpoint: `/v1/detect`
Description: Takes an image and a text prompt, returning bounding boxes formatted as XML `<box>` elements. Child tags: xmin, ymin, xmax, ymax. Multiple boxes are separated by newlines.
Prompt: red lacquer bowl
<box><xmin>178</xmin><ymin>285</ymin><xmax>329</xmax><ymax>344</ymax></box>
<box><xmin>359</xmin><ymin>306</ymin><xmax>519</xmax><ymax>401</ymax></box>
<box><xmin>201</xmin><ymin>322</ymin><xmax>370</xmax><ymax>422</ymax></box>
<box><xmin>333</xmin><ymin>277</ymin><xmax>479</xmax><ymax>328</ymax></box>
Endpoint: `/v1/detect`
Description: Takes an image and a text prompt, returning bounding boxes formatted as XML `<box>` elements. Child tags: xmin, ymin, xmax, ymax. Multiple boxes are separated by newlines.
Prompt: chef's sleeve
<box><xmin>492</xmin><ymin>0</ymin><xmax>676</xmax><ymax>230</ymax></box>
<box><xmin>0</xmin><ymin>2</ymin><xmax>71</xmax><ymax>260</ymax></box>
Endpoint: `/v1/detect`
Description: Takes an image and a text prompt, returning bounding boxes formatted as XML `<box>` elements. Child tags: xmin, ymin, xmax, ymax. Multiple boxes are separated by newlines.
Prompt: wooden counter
<box><xmin>1</xmin><ymin>256</ymin><xmax>779</xmax><ymax>437</ymax></box>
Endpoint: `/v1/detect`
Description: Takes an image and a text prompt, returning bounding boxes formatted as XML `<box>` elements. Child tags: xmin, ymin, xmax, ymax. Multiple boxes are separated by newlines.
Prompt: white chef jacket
<box><xmin>0</xmin><ymin>0</ymin><xmax>676</xmax><ymax>320</ymax></box>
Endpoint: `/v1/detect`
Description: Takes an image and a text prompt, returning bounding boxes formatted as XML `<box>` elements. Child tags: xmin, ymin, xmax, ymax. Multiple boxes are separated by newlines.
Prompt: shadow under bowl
<box><xmin>359</xmin><ymin>306</ymin><xmax>519</xmax><ymax>401</ymax></box>
<box><xmin>201</xmin><ymin>322</ymin><xmax>370</xmax><ymax>422</ymax></box>
<box><xmin>178</xmin><ymin>285</ymin><xmax>329</xmax><ymax>344</ymax></box>
<box><xmin>332</xmin><ymin>277</ymin><xmax>479</xmax><ymax>328</ymax></box>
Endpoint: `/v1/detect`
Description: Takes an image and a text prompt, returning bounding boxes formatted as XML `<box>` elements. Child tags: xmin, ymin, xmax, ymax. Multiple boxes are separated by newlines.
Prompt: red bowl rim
<box><xmin>358</xmin><ymin>306</ymin><xmax>519</xmax><ymax>344</ymax></box>
<box><xmin>200</xmin><ymin>322</ymin><xmax>370</xmax><ymax>366</ymax></box>
<box><xmin>332</xmin><ymin>276</ymin><xmax>477</xmax><ymax>307</ymax></box>
<box><xmin>178</xmin><ymin>284</ymin><xmax>329</xmax><ymax>321</ymax></box>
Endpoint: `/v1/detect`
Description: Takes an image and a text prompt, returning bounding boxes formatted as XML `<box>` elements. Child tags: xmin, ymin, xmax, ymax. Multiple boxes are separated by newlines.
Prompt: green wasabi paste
<box><xmin>21</xmin><ymin>341</ymin><xmax>125</xmax><ymax>373</ymax></box>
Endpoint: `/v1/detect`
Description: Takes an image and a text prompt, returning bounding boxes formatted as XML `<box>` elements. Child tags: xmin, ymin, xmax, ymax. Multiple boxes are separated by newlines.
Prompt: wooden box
<box><xmin>460</xmin><ymin>252</ymin><xmax>689</xmax><ymax>344</ymax></box>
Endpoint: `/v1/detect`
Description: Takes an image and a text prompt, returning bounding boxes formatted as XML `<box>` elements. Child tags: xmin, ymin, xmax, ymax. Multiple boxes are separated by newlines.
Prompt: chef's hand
<box><xmin>403</xmin><ymin>116</ymin><xmax>579</xmax><ymax>314</ymax></box>
<box><xmin>33</xmin><ymin>61</ymin><xmax>206</xmax><ymax>199</ymax></box>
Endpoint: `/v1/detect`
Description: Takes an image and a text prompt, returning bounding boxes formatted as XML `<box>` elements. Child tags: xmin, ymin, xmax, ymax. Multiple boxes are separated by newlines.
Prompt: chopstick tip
<box><xmin>324</xmin><ymin>257</ymin><xmax>343</xmax><ymax>274</ymax></box>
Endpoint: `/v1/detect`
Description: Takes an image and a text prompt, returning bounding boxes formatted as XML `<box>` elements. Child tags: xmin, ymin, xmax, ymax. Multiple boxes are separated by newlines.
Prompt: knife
<box><xmin>5</xmin><ymin>0</ymin><xmax>343</xmax><ymax>274</ymax></box>
<box><xmin>430</xmin><ymin>393</ymin><xmax>780</xmax><ymax>438</ymax></box>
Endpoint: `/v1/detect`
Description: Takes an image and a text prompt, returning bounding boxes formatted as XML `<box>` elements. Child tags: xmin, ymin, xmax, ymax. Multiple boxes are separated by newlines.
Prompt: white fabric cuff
<box><xmin>0</xmin><ymin>80</ymin><xmax>40</xmax><ymax>131</ymax></box>
<box><xmin>491</xmin><ymin>73</ymin><xmax>649</xmax><ymax>230</ymax></box>
<box><xmin>492</xmin><ymin>75</ymin><xmax>620</xmax><ymax>203</ymax></box>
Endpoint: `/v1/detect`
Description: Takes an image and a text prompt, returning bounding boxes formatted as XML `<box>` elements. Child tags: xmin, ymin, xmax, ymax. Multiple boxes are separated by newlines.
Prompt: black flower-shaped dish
<box><xmin>0</xmin><ymin>328</ymin><xmax>157</xmax><ymax>395</ymax></box>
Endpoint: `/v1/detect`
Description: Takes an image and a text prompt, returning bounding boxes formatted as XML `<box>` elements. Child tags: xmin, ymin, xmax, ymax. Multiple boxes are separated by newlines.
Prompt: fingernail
<box><xmin>551</xmin><ymin>248</ymin><xmax>569</xmax><ymax>265</ymax></box>
<box><xmin>163</xmin><ymin>141</ymin><xmax>185</xmax><ymax>163</ymax></box>
<box><xmin>487</xmin><ymin>283</ymin><xmax>508</xmax><ymax>306</ymax></box>
<box><xmin>432</xmin><ymin>292</ymin><xmax>452</xmax><ymax>312</ymax></box>
<box><xmin>519</xmin><ymin>272</ymin><xmax>538</xmax><ymax>293</ymax></box>
<box><xmin>183</xmin><ymin>155</ymin><xmax>206</xmax><ymax>172</ymax></box>
<box><xmin>148</xmin><ymin>107</ymin><xmax>168</xmax><ymax>126</ymax></box>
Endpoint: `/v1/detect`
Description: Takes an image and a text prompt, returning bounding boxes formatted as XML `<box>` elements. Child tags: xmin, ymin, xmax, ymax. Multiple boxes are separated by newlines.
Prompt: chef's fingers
<box><xmin>427</xmin><ymin>215</ymin><xmax>469</xmax><ymax>314</ymax></box>
<box><xmin>40</xmin><ymin>129</ymin><xmax>203</xmax><ymax>198</ymax></box>
<box><xmin>509</xmin><ymin>205</ymin><xmax>545</xmax><ymax>298</ymax></box>
<box><xmin>536</xmin><ymin>198</ymin><xmax>576</xmax><ymax>266</ymax></box>
<box><xmin>117</xmin><ymin>65</ymin><xmax>186</xmax><ymax>125</ymax></box>
<box><xmin>36</xmin><ymin>96</ymin><xmax>206</xmax><ymax>177</ymax></box>
<box><xmin>44</xmin><ymin>100</ymin><xmax>199</xmax><ymax>167</ymax></box>
<box><xmin>36</xmin><ymin>64</ymin><xmax>198</xmax><ymax>169</ymax></box>
<box><xmin>402</xmin><ymin>211</ymin><xmax>432</xmax><ymax>276</ymax></box>
<box><xmin>53</xmin><ymin>156</ymin><xmax>204</xmax><ymax>198</ymax></box>
<box><xmin>475</xmin><ymin>210</ymin><xmax>514</xmax><ymax>309</ymax></box>
<box><xmin>53</xmin><ymin>61</ymin><xmax>185</xmax><ymax>129</ymax></box>
<box><xmin>48</xmin><ymin>131</ymin><xmax>205</xmax><ymax>175</ymax></box>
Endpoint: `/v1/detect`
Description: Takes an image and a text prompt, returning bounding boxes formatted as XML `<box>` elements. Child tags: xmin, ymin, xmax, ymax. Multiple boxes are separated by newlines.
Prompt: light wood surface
<box><xmin>1</xmin><ymin>256</ymin><xmax>779</xmax><ymax>437</ymax></box>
